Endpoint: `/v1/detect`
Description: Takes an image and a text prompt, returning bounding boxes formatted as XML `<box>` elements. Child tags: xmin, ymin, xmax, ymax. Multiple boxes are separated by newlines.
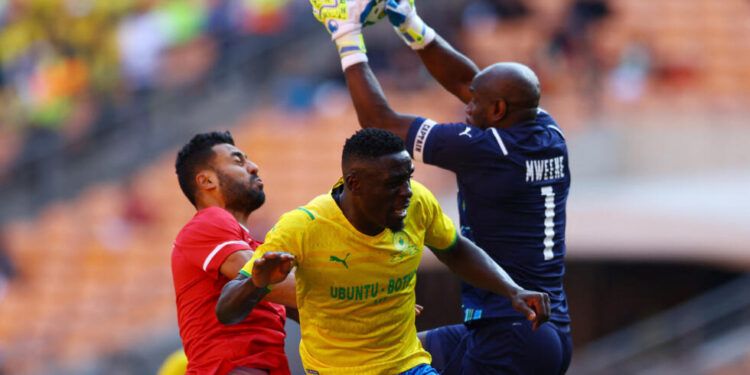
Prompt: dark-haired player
<box><xmin>216</xmin><ymin>128</ymin><xmax>550</xmax><ymax>375</ymax></box>
<box><xmin>172</xmin><ymin>131</ymin><xmax>296</xmax><ymax>375</ymax></box>
<box><xmin>310</xmin><ymin>0</ymin><xmax>573</xmax><ymax>373</ymax></box>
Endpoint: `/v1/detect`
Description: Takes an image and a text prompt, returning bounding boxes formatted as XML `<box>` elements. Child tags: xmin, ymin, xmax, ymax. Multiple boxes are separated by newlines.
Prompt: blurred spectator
<box><xmin>241</xmin><ymin>0</ymin><xmax>292</xmax><ymax>35</ymax></box>
<box><xmin>121</xmin><ymin>175</ymin><xmax>156</xmax><ymax>228</ymax></box>
<box><xmin>547</xmin><ymin>0</ymin><xmax>611</xmax><ymax>67</ymax></box>
<box><xmin>206</xmin><ymin>0</ymin><xmax>241</xmax><ymax>78</ymax></box>
<box><xmin>0</xmin><ymin>0</ymin><xmax>305</xmax><ymax>195</ymax></box>
<box><xmin>464</xmin><ymin>0</ymin><xmax>530</xmax><ymax>24</ymax></box>
<box><xmin>544</xmin><ymin>0</ymin><xmax>612</xmax><ymax>111</ymax></box>
<box><xmin>608</xmin><ymin>39</ymin><xmax>652</xmax><ymax>102</ymax></box>
<box><xmin>116</xmin><ymin>1</ymin><xmax>168</xmax><ymax>93</ymax></box>
<box><xmin>565</xmin><ymin>0</ymin><xmax>611</xmax><ymax>41</ymax></box>
<box><xmin>274</xmin><ymin>75</ymin><xmax>316</xmax><ymax>113</ymax></box>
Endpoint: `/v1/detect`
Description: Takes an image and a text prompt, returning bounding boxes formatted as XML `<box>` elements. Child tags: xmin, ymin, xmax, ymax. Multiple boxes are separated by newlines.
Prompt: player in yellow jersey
<box><xmin>216</xmin><ymin>128</ymin><xmax>550</xmax><ymax>375</ymax></box>
<box><xmin>157</xmin><ymin>348</ymin><xmax>188</xmax><ymax>375</ymax></box>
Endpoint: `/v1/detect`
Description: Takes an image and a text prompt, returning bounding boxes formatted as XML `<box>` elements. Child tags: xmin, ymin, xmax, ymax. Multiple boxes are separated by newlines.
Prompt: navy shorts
<box><xmin>423</xmin><ymin>319</ymin><xmax>572</xmax><ymax>375</ymax></box>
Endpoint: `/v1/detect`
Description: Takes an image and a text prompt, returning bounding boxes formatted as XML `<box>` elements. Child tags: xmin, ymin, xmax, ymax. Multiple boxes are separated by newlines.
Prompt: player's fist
<box><xmin>310</xmin><ymin>0</ymin><xmax>387</xmax><ymax>40</ymax></box>
<box><xmin>510</xmin><ymin>289</ymin><xmax>551</xmax><ymax>330</ymax></box>
<box><xmin>250</xmin><ymin>252</ymin><xmax>295</xmax><ymax>288</ymax></box>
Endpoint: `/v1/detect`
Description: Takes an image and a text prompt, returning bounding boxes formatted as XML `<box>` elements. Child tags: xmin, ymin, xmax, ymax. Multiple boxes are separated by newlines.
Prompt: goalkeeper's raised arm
<box><xmin>309</xmin><ymin>0</ymin><xmax>480</xmax><ymax>141</ymax></box>
<box><xmin>385</xmin><ymin>0</ymin><xmax>479</xmax><ymax>104</ymax></box>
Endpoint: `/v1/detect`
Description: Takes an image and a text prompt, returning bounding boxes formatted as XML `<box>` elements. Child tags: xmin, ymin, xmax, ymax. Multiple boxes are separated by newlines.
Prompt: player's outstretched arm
<box><xmin>434</xmin><ymin>236</ymin><xmax>551</xmax><ymax>329</ymax></box>
<box><xmin>386</xmin><ymin>0</ymin><xmax>479</xmax><ymax>104</ymax></box>
<box><xmin>219</xmin><ymin>250</ymin><xmax>297</xmax><ymax>308</ymax></box>
<box><xmin>310</xmin><ymin>0</ymin><xmax>418</xmax><ymax>141</ymax></box>
<box><xmin>216</xmin><ymin>252</ymin><xmax>295</xmax><ymax>325</ymax></box>
<box><xmin>344</xmin><ymin>63</ymin><xmax>417</xmax><ymax>141</ymax></box>
<box><xmin>415</xmin><ymin>36</ymin><xmax>478</xmax><ymax>104</ymax></box>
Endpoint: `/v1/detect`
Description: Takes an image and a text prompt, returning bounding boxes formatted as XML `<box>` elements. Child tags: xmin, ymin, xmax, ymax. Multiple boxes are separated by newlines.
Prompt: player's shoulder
<box><xmin>275</xmin><ymin>194</ymin><xmax>330</xmax><ymax>229</ymax></box>
<box><xmin>410</xmin><ymin>179</ymin><xmax>432</xmax><ymax>198</ymax></box>
<box><xmin>409</xmin><ymin>117</ymin><xmax>488</xmax><ymax>160</ymax></box>
<box><xmin>419</xmin><ymin>118</ymin><xmax>481</xmax><ymax>138</ymax></box>
<box><xmin>536</xmin><ymin>108</ymin><xmax>556</xmax><ymax>123</ymax></box>
<box><xmin>262</xmin><ymin>203</ymin><xmax>319</xmax><ymax>248</ymax></box>
<box><xmin>536</xmin><ymin>108</ymin><xmax>564</xmax><ymax>137</ymax></box>
<box><xmin>409</xmin><ymin>179</ymin><xmax>440</xmax><ymax>211</ymax></box>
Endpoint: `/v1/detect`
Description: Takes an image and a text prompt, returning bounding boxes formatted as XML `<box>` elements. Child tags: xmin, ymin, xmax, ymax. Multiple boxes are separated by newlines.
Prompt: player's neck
<box><xmin>225</xmin><ymin>209</ymin><xmax>251</xmax><ymax>226</ymax></box>
<box><xmin>196</xmin><ymin>198</ymin><xmax>251</xmax><ymax>225</ymax></box>
<box><xmin>496</xmin><ymin>108</ymin><xmax>537</xmax><ymax>128</ymax></box>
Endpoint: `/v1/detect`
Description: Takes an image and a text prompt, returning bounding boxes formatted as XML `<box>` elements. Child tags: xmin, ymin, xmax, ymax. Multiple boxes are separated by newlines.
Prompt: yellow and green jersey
<box><xmin>242</xmin><ymin>179</ymin><xmax>457</xmax><ymax>374</ymax></box>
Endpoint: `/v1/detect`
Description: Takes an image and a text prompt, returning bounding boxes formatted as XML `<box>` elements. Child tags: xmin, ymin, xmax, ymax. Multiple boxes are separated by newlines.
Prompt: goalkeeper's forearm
<box><xmin>344</xmin><ymin>62</ymin><xmax>416</xmax><ymax>141</ymax></box>
<box><xmin>386</xmin><ymin>0</ymin><xmax>479</xmax><ymax>104</ymax></box>
<box><xmin>416</xmin><ymin>35</ymin><xmax>479</xmax><ymax>104</ymax></box>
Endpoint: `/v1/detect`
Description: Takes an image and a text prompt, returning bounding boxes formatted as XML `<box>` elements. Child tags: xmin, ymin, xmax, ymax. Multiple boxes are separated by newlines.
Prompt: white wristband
<box><xmin>395</xmin><ymin>14</ymin><xmax>436</xmax><ymax>50</ymax></box>
<box><xmin>341</xmin><ymin>52</ymin><xmax>368</xmax><ymax>71</ymax></box>
<box><xmin>335</xmin><ymin>32</ymin><xmax>368</xmax><ymax>71</ymax></box>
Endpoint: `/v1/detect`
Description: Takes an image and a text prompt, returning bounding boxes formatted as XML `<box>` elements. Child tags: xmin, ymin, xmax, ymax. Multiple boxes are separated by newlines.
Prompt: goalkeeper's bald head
<box><xmin>469</xmin><ymin>62</ymin><xmax>541</xmax><ymax>129</ymax></box>
<box><xmin>477</xmin><ymin>63</ymin><xmax>540</xmax><ymax>109</ymax></box>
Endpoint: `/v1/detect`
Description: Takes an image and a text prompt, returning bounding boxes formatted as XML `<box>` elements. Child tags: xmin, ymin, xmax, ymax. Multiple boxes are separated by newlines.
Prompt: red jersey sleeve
<box><xmin>174</xmin><ymin>207</ymin><xmax>253</xmax><ymax>279</ymax></box>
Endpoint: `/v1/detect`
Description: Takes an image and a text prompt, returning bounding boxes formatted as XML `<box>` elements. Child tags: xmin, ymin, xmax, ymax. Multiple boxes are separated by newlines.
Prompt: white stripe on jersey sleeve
<box><xmin>548</xmin><ymin>125</ymin><xmax>565</xmax><ymax>138</ymax></box>
<box><xmin>489</xmin><ymin>128</ymin><xmax>509</xmax><ymax>156</ymax></box>
<box><xmin>203</xmin><ymin>240</ymin><xmax>250</xmax><ymax>271</ymax></box>
<box><xmin>412</xmin><ymin>119</ymin><xmax>437</xmax><ymax>162</ymax></box>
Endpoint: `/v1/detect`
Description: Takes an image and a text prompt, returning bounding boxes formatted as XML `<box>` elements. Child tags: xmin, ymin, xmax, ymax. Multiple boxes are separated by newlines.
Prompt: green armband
<box><xmin>427</xmin><ymin>230</ymin><xmax>459</xmax><ymax>253</ymax></box>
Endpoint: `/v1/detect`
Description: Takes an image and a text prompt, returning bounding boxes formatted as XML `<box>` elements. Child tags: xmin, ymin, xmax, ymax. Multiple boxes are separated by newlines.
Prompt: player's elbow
<box><xmin>359</xmin><ymin>120</ymin><xmax>397</xmax><ymax>135</ymax></box>
<box><xmin>358</xmin><ymin>113</ymin><xmax>410</xmax><ymax>141</ymax></box>
<box><xmin>358</xmin><ymin>105</ymin><xmax>398</xmax><ymax>129</ymax></box>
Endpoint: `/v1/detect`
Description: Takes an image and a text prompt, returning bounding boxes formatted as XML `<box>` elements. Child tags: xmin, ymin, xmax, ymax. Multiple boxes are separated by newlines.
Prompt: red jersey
<box><xmin>172</xmin><ymin>207</ymin><xmax>289</xmax><ymax>375</ymax></box>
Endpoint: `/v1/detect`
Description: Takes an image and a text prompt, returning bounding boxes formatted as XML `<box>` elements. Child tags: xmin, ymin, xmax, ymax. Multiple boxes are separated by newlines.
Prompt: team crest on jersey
<box><xmin>391</xmin><ymin>232</ymin><xmax>419</xmax><ymax>262</ymax></box>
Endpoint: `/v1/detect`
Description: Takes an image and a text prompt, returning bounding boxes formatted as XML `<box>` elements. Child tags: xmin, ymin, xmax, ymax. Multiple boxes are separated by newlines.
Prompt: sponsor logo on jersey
<box><xmin>329</xmin><ymin>253</ymin><xmax>350</xmax><ymax>269</ymax></box>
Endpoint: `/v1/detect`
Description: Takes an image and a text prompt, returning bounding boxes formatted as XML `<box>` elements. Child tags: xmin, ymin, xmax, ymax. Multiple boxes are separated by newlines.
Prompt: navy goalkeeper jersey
<box><xmin>406</xmin><ymin>109</ymin><xmax>571</xmax><ymax>326</ymax></box>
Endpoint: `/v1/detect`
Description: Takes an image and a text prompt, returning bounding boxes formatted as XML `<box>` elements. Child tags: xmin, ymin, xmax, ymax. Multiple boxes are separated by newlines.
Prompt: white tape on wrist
<box><xmin>396</xmin><ymin>14</ymin><xmax>436</xmax><ymax>50</ymax></box>
<box><xmin>335</xmin><ymin>32</ymin><xmax>368</xmax><ymax>71</ymax></box>
<box><xmin>341</xmin><ymin>52</ymin><xmax>368</xmax><ymax>71</ymax></box>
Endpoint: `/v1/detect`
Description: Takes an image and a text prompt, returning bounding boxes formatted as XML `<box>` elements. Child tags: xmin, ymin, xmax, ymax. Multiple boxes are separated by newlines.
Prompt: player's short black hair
<box><xmin>342</xmin><ymin>128</ymin><xmax>405</xmax><ymax>163</ymax></box>
<box><xmin>175</xmin><ymin>131</ymin><xmax>235</xmax><ymax>206</ymax></box>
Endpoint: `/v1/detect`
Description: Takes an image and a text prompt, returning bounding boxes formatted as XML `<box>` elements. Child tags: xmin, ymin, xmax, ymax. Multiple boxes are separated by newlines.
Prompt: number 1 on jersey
<box><xmin>541</xmin><ymin>186</ymin><xmax>555</xmax><ymax>261</ymax></box>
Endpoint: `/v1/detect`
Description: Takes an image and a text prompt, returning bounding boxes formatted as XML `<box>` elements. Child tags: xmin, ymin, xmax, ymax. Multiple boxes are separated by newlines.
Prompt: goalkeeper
<box><xmin>310</xmin><ymin>0</ymin><xmax>573</xmax><ymax>374</ymax></box>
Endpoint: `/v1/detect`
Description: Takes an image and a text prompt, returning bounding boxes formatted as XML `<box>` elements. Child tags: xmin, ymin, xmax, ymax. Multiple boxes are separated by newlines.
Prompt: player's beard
<box><xmin>218</xmin><ymin>171</ymin><xmax>265</xmax><ymax>214</ymax></box>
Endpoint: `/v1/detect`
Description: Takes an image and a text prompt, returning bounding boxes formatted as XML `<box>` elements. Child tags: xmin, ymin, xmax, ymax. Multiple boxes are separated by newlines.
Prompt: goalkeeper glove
<box><xmin>385</xmin><ymin>0</ymin><xmax>436</xmax><ymax>50</ymax></box>
<box><xmin>310</xmin><ymin>0</ymin><xmax>387</xmax><ymax>70</ymax></box>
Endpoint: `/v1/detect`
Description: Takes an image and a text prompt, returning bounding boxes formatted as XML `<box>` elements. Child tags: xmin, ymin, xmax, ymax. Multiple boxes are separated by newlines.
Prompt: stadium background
<box><xmin>0</xmin><ymin>0</ymin><xmax>749</xmax><ymax>374</ymax></box>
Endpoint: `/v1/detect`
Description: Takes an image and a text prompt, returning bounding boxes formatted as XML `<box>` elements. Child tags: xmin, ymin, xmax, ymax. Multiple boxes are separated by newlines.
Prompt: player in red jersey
<box><xmin>172</xmin><ymin>131</ymin><xmax>296</xmax><ymax>375</ymax></box>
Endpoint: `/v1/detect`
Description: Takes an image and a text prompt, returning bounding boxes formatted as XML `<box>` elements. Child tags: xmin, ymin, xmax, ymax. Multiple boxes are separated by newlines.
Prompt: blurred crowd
<box><xmin>0</xmin><ymin>0</ymin><xmax>297</xmax><ymax>179</ymax></box>
<box><xmin>0</xmin><ymin>0</ymin><xmax>634</xmax><ymax>181</ymax></box>
<box><xmin>0</xmin><ymin>0</ymin><xmax>623</xmax><ymax>297</ymax></box>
